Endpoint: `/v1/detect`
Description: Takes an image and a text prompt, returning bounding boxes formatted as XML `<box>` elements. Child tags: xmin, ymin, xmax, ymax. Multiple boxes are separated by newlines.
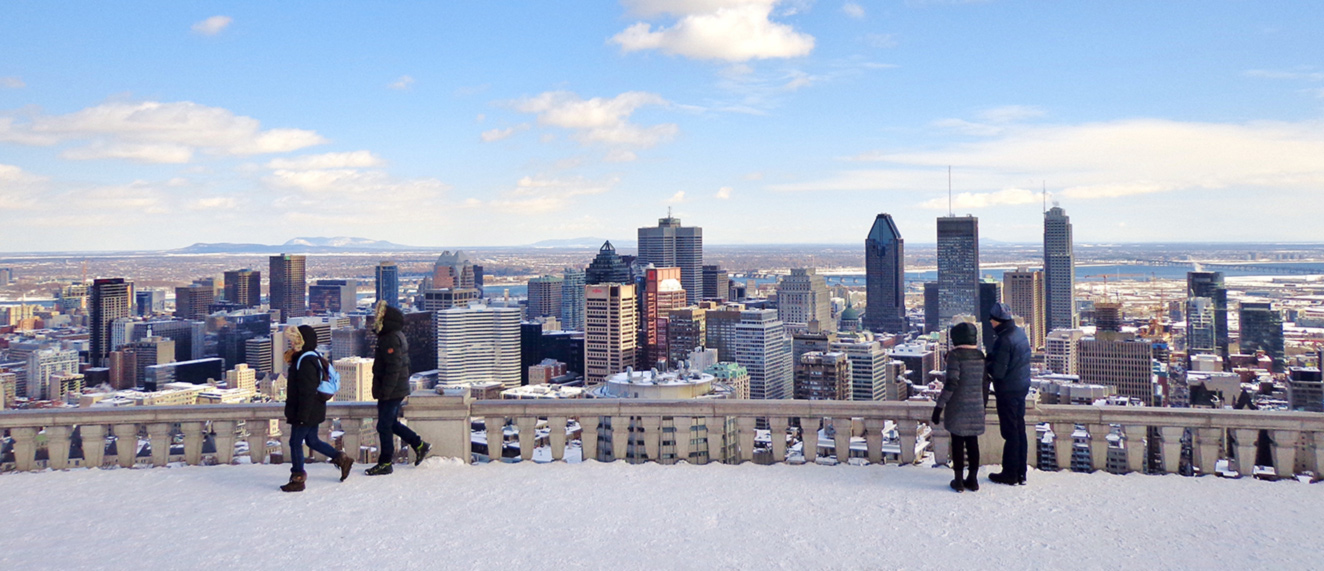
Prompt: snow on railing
<box><xmin>2</xmin><ymin>393</ymin><xmax>1322</xmax><ymax>480</ymax></box>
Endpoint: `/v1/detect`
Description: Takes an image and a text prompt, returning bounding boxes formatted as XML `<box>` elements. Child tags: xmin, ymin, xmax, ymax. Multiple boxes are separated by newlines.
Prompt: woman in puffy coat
<box><xmin>931</xmin><ymin>321</ymin><xmax>988</xmax><ymax>492</ymax></box>
<box><xmin>280</xmin><ymin>325</ymin><xmax>354</xmax><ymax>492</ymax></box>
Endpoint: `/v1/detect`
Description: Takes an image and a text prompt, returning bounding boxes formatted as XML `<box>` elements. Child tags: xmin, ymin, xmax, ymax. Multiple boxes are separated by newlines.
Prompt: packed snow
<box><xmin>1</xmin><ymin>460</ymin><xmax>1321</xmax><ymax>569</ymax></box>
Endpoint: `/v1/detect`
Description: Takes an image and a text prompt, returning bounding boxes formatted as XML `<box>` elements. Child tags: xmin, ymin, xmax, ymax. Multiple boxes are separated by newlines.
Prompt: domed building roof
<box><xmin>840</xmin><ymin>305</ymin><xmax>862</xmax><ymax>321</ymax></box>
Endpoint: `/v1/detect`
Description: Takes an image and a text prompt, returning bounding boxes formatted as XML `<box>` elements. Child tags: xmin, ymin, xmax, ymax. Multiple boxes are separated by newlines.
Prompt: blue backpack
<box><xmin>297</xmin><ymin>351</ymin><xmax>341</xmax><ymax>398</ymax></box>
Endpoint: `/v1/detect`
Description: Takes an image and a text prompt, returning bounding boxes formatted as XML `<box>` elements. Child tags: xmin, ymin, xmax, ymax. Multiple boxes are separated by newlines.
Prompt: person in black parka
<box><xmin>281</xmin><ymin>325</ymin><xmax>354</xmax><ymax>492</ymax></box>
<box><xmin>985</xmin><ymin>302</ymin><xmax>1033</xmax><ymax>486</ymax></box>
<box><xmin>933</xmin><ymin>321</ymin><xmax>987</xmax><ymax>492</ymax></box>
<box><xmin>365</xmin><ymin>301</ymin><xmax>430</xmax><ymax>475</ymax></box>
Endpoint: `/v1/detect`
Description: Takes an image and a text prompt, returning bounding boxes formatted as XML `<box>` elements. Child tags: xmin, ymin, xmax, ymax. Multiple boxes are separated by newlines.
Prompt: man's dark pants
<box><xmin>377</xmin><ymin>398</ymin><xmax>422</xmax><ymax>463</ymax></box>
<box><xmin>995</xmin><ymin>390</ymin><xmax>1029</xmax><ymax>479</ymax></box>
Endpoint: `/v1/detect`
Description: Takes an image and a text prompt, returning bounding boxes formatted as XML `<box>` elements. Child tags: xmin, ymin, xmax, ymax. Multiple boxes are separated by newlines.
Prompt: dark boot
<box><xmin>412</xmin><ymin>441</ymin><xmax>432</xmax><ymax>466</ymax></box>
<box><xmin>949</xmin><ymin>478</ymin><xmax>964</xmax><ymax>493</ymax></box>
<box><xmin>964</xmin><ymin>472</ymin><xmax>980</xmax><ymax>492</ymax></box>
<box><xmin>332</xmin><ymin>453</ymin><xmax>354</xmax><ymax>482</ymax></box>
<box><xmin>280</xmin><ymin>471</ymin><xmax>307</xmax><ymax>492</ymax></box>
<box><xmin>989</xmin><ymin>472</ymin><xmax>1025</xmax><ymax>486</ymax></box>
<box><xmin>365</xmin><ymin>462</ymin><xmax>393</xmax><ymax>476</ymax></box>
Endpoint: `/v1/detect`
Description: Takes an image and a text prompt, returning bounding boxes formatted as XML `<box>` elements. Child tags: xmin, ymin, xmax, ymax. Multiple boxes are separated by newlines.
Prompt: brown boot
<box><xmin>280</xmin><ymin>471</ymin><xmax>307</xmax><ymax>492</ymax></box>
<box><xmin>333</xmin><ymin>453</ymin><xmax>354</xmax><ymax>482</ymax></box>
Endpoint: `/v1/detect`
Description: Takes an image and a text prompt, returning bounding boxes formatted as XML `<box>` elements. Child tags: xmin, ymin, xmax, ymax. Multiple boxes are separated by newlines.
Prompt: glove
<box><xmin>931</xmin><ymin>406</ymin><xmax>943</xmax><ymax>425</ymax></box>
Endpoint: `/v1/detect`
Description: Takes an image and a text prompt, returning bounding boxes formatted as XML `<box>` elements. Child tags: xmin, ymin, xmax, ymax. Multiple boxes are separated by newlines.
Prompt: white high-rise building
<box><xmin>776</xmin><ymin>268</ymin><xmax>832</xmax><ymax>330</ymax></box>
<box><xmin>436</xmin><ymin>305</ymin><xmax>521</xmax><ymax>389</ymax></box>
<box><xmin>585</xmin><ymin>283</ymin><xmax>638</xmax><ymax>385</ymax></box>
<box><xmin>1045</xmin><ymin>329</ymin><xmax>1086</xmax><ymax>375</ymax></box>
<box><xmin>26</xmin><ymin>349</ymin><xmax>79</xmax><ymax>400</ymax></box>
<box><xmin>830</xmin><ymin>334</ymin><xmax>893</xmax><ymax>401</ymax></box>
<box><xmin>733</xmin><ymin>309</ymin><xmax>792</xmax><ymax>400</ymax></box>
<box><xmin>333</xmin><ymin>356</ymin><xmax>375</xmax><ymax>401</ymax></box>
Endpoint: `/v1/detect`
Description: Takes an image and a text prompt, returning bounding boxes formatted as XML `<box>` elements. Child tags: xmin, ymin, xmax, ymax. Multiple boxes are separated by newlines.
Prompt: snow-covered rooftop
<box><xmin>2</xmin><ymin>461</ymin><xmax>1320</xmax><ymax>568</ymax></box>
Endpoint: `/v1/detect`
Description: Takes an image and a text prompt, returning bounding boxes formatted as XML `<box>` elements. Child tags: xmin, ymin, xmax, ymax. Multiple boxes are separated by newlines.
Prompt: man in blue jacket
<box><xmin>986</xmin><ymin>302</ymin><xmax>1032</xmax><ymax>485</ymax></box>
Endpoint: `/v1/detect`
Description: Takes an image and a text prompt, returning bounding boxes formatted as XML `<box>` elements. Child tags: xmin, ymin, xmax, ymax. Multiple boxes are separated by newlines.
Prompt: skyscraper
<box><xmin>642</xmin><ymin>266</ymin><xmax>687</xmax><ymax>367</ymax></box>
<box><xmin>436</xmin><ymin>305</ymin><xmax>522</xmax><ymax>389</ymax></box>
<box><xmin>1239</xmin><ymin>302</ymin><xmax>1284</xmax><ymax>371</ymax></box>
<box><xmin>1043</xmin><ymin>206</ymin><xmax>1077</xmax><ymax>332</ymax></box>
<box><xmin>559</xmin><ymin>268</ymin><xmax>586</xmax><ymax>330</ymax></box>
<box><xmin>978</xmin><ymin>281</ymin><xmax>1002</xmax><ymax>352</ymax></box>
<box><xmin>222</xmin><ymin>269</ymin><xmax>262</xmax><ymax>307</ymax></box>
<box><xmin>864</xmin><ymin>213</ymin><xmax>907</xmax><ymax>334</ymax></box>
<box><xmin>433</xmin><ymin>251</ymin><xmax>476</xmax><ymax>289</ymax></box>
<box><xmin>733</xmin><ymin>309</ymin><xmax>792</xmax><ymax>400</ymax></box>
<box><xmin>1002</xmin><ymin>268</ymin><xmax>1045</xmax><ymax>351</ymax></box>
<box><xmin>637</xmin><ymin>214</ymin><xmax>703</xmax><ymax>305</ymax></box>
<box><xmin>795</xmin><ymin>352</ymin><xmax>851</xmax><ymax>401</ymax></box>
<box><xmin>1188</xmin><ymin>271</ymin><xmax>1228</xmax><ymax>360</ymax></box>
<box><xmin>702</xmin><ymin>265</ymin><xmax>729</xmax><ymax>301</ymax></box>
<box><xmin>375</xmin><ymin>261</ymin><xmax>399</xmax><ymax>308</ymax></box>
<box><xmin>777</xmin><ymin>268</ymin><xmax>832</xmax><ymax>330</ymax></box>
<box><xmin>937</xmin><ymin>216</ymin><xmax>979</xmax><ymax>329</ymax></box>
<box><xmin>586</xmin><ymin>241</ymin><xmax>631</xmax><ymax>285</ymax></box>
<box><xmin>585</xmin><ymin>283</ymin><xmax>638</xmax><ymax>384</ymax></box>
<box><xmin>174</xmin><ymin>284</ymin><xmax>214</xmax><ymax>320</ymax></box>
<box><xmin>269</xmin><ymin>254</ymin><xmax>307</xmax><ymax>323</ymax></box>
<box><xmin>527</xmin><ymin>275</ymin><xmax>564</xmax><ymax>319</ymax></box>
<box><xmin>1186</xmin><ymin>297</ymin><xmax>1217</xmax><ymax>356</ymax></box>
<box><xmin>308</xmin><ymin>279</ymin><xmax>358</xmax><ymax>314</ymax></box>
<box><xmin>90</xmin><ymin>278</ymin><xmax>132</xmax><ymax>367</ymax></box>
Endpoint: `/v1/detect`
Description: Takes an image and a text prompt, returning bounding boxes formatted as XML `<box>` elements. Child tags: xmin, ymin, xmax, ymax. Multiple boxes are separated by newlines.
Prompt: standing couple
<box><xmin>279</xmin><ymin>301</ymin><xmax>432</xmax><ymax>492</ymax></box>
<box><xmin>931</xmin><ymin>302</ymin><xmax>1032</xmax><ymax>492</ymax></box>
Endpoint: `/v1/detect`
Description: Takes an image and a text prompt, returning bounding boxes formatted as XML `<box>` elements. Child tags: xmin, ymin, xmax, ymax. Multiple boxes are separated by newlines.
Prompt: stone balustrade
<box><xmin>3</xmin><ymin>392</ymin><xmax>1322</xmax><ymax>480</ymax></box>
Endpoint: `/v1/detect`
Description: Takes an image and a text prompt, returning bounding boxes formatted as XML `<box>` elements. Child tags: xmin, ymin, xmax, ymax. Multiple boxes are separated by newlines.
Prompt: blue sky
<box><xmin>1</xmin><ymin>1</ymin><xmax>1322</xmax><ymax>251</ymax></box>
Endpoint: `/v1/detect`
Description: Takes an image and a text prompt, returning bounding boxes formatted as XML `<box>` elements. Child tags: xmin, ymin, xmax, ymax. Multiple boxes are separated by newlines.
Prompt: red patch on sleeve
<box><xmin>387</xmin><ymin>348</ymin><xmax>394</xmax><ymax>354</ymax></box>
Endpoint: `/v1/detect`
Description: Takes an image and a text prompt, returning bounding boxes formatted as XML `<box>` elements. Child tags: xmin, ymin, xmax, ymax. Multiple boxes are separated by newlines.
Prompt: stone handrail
<box><xmin>2</xmin><ymin>394</ymin><xmax>1321</xmax><ymax>480</ymax></box>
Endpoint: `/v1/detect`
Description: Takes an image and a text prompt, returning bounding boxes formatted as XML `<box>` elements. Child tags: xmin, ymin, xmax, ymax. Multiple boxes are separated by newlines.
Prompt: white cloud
<box><xmin>1244</xmin><ymin>69</ymin><xmax>1324</xmax><ymax>81</ymax></box>
<box><xmin>266</xmin><ymin>151</ymin><xmax>385</xmax><ymax>170</ymax></box>
<box><xmin>864</xmin><ymin>34</ymin><xmax>897</xmax><ymax>48</ymax></box>
<box><xmin>774</xmin><ymin>119</ymin><xmax>1324</xmax><ymax>206</ymax></box>
<box><xmin>716</xmin><ymin>186</ymin><xmax>733</xmax><ymax>199</ymax></box>
<box><xmin>980</xmin><ymin>105</ymin><xmax>1046</xmax><ymax>123</ymax></box>
<box><xmin>0</xmin><ymin>76</ymin><xmax>24</xmax><ymax>89</ymax></box>
<box><xmin>842</xmin><ymin>3</ymin><xmax>866</xmax><ymax>19</ymax></box>
<box><xmin>666</xmin><ymin>190</ymin><xmax>688</xmax><ymax>203</ymax></box>
<box><xmin>191</xmin><ymin>16</ymin><xmax>232</xmax><ymax>36</ymax></box>
<box><xmin>0</xmin><ymin>100</ymin><xmax>325</xmax><ymax>163</ymax></box>
<box><xmin>388</xmin><ymin>75</ymin><xmax>415</xmax><ymax>90</ymax></box>
<box><xmin>0</xmin><ymin>164</ymin><xmax>48</xmax><ymax>209</ymax></box>
<box><xmin>488</xmin><ymin>175</ymin><xmax>617</xmax><ymax>214</ymax></box>
<box><xmin>511</xmin><ymin>91</ymin><xmax>678</xmax><ymax>147</ymax></box>
<box><xmin>480</xmin><ymin>124</ymin><xmax>529</xmax><ymax>142</ymax></box>
<box><xmin>612</xmin><ymin>1</ymin><xmax>814</xmax><ymax>62</ymax></box>
<box><xmin>604</xmin><ymin>149</ymin><xmax>638</xmax><ymax>162</ymax></box>
<box><xmin>782</xmin><ymin>70</ymin><xmax>818</xmax><ymax>91</ymax></box>
<box><xmin>188</xmin><ymin>196</ymin><xmax>240</xmax><ymax>210</ymax></box>
<box><xmin>918</xmin><ymin>187</ymin><xmax>1039</xmax><ymax>210</ymax></box>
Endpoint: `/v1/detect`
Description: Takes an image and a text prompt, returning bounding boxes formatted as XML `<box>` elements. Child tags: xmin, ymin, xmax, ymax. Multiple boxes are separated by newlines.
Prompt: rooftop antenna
<box><xmin>1042</xmin><ymin>181</ymin><xmax>1047</xmax><ymax>214</ymax></box>
<box><xmin>947</xmin><ymin>165</ymin><xmax>953</xmax><ymax>217</ymax></box>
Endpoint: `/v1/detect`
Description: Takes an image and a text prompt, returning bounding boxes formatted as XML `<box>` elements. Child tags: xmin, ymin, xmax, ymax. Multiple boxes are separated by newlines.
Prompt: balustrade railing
<box><xmin>2</xmin><ymin>393</ymin><xmax>1322</xmax><ymax>481</ymax></box>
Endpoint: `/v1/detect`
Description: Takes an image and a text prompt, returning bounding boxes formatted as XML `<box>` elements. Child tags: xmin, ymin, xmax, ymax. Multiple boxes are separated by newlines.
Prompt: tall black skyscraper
<box><xmin>1043</xmin><ymin>206</ymin><xmax>1077</xmax><ymax>332</ymax></box>
<box><xmin>269</xmin><ymin>254</ymin><xmax>307</xmax><ymax>323</ymax></box>
<box><xmin>223</xmin><ymin>269</ymin><xmax>262</xmax><ymax>307</ymax></box>
<box><xmin>90</xmin><ymin>278</ymin><xmax>132</xmax><ymax>367</ymax></box>
<box><xmin>1188</xmin><ymin>271</ymin><xmax>1228</xmax><ymax>359</ymax></box>
<box><xmin>864</xmin><ymin>213</ymin><xmax>906</xmax><ymax>334</ymax></box>
<box><xmin>937</xmin><ymin>216</ymin><xmax>979</xmax><ymax>328</ymax></box>
<box><xmin>637</xmin><ymin>214</ymin><xmax>702</xmax><ymax>304</ymax></box>
<box><xmin>376</xmin><ymin>261</ymin><xmax>399</xmax><ymax>308</ymax></box>
<box><xmin>978</xmin><ymin>281</ymin><xmax>1002</xmax><ymax>352</ymax></box>
<box><xmin>586</xmin><ymin>241</ymin><xmax>631</xmax><ymax>285</ymax></box>
<box><xmin>1239</xmin><ymin>302</ymin><xmax>1284</xmax><ymax>371</ymax></box>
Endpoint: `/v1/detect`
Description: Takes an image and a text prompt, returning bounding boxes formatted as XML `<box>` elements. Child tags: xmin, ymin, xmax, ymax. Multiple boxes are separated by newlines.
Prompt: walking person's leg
<box><xmin>965</xmin><ymin>436</ymin><xmax>981</xmax><ymax>490</ymax></box>
<box><xmin>386</xmin><ymin>398</ymin><xmax>430</xmax><ymax>465</ymax></box>
<box><xmin>305</xmin><ymin>426</ymin><xmax>339</xmax><ymax>459</ymax></box>
<box><xmin>950</xmin><ymin>436</ymin><xmax>967</xmax><ymax>491</ymax></box>
<box><xmin>281</xmin><ymin>425</ymin><xmax>311</xmax><ymax>492</ymax></box>
<box><xmin>1007</xmin><ymin>395</ymin><xmax>1027</xmax><ymax>482</ymax></box>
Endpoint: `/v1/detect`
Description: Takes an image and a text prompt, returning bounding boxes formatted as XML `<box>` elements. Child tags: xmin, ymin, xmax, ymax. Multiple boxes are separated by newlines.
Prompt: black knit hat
<box><xmin>950</xmin><ymin>321</ymin><xmax>978</xmax><ymax>346</ymax></box>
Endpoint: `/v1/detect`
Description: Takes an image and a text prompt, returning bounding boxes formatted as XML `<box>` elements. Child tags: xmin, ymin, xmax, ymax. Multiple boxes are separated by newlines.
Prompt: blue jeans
<box><xmin>377</xmin><ymin>398</ymin><xmax>421</xmax><ymax>463</ymax></box>
<box><xmin>995</xmin><ymin>391</ymin><xmax>1029</xmax><ymax>478</ymax></box>
<box><xmin>289</xmin><ymin>424</ymin><xmax>339</xmax><ymax>474</ymax></box>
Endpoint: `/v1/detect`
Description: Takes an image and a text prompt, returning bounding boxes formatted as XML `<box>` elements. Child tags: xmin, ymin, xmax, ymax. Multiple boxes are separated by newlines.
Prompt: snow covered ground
<box><xmin>2</xmin><ymin>461</ymin><xmax>1321</xmax><ymax>570</ymax></box>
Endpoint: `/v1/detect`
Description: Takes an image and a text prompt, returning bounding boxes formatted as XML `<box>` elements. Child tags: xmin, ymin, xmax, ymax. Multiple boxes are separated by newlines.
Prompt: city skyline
<box><xmin>3</xmin><ymin>3</ymin><xmax>1324</xmax><ymax>251</ymax></box>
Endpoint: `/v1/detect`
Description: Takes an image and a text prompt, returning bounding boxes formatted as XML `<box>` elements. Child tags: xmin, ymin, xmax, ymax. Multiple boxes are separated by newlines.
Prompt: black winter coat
<box><xmin>372</xmin><ymin>306</ymin><xmax>412</xmax><ymax>401</ymax></box>
<box><xmin>284</xmin><ymin>350</ymin><xmax>328</xmax><ymax>426</ymax></box>
<box><xmin>986</xmin><ymin>319</ymin><xmax>1032</xmax><ymax>397</ymax></box>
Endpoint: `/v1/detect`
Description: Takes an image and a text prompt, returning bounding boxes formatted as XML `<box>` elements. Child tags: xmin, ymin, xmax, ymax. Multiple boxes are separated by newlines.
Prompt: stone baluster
<box><xmin>277</xmin><ymin>420</ymin><xmax>293</xmax><ymax>465</ymax></box>
<box><xmin>610</xmin><ymin>416</ymin><xmax>629</xmax><ymax>461</ymax></box>
<box><xmin>704</xmin><ymin>416</ymin><xmax>722</xmax><ymax>464</ymax></box>
<box><xmin>929</xmin><ymin>424</ymin><xmax>950</xmax><ymax>467</ymax></box>
<box><xmin>1231</xmin><ymin>429</ymin><xmax>1258</xmax><ymax>476</ymax></box>
<box><xmin>1088</xmin><ymin>424</ymin><xmax>1110</xmax><ymax>473</ymax></box>
<box><xmin>1158</xmin><ymin>426</ymin><xmax>1184</xmax><ymax>475</ymax></box>
<box><xmin>673</xmin><ymin>417</ymin><xmax>692</xmax><ymax>464</ymax></box>
<box><xmin>1025</xmin><ymin>423</ymin><xmax>1039</xmax><ymax>470</ymax></box>
<box><xmin>1123</xmin><ymin>425</ymin><xmax>1147</xmax><ymax>474</ymax></box>
<box><xmin>1051</xmin><ymin>423</ymin><xmax>1074</xmax><ymax>471</ymax></box>
<box><xmin>81</xmin><ymin>425</ymin><xmax>107</xmax><ymax>469</ymax></box>
<box><xmin>549</xmin><ymin>416</ymin><xmax>568</xmax><ymax>462</ymax></box>
<box><xmin>485</xmin><ymin>416</ymin><xmax>505</xmax><ymax>462</ymax></box>
<box><xmin>832</xmin><ymin>417</ymin><xmax>852</xmax><ymax>464</ymax></box>
<box><xmin>45</xmin><ymin>426</ymin><xmax>73</xmax><ymax>470</ymax></box>
<box><xmin>769</xmin><ymin>417</ymin><xmax>789</xmax><ymax>463</ymax></box>
<box><xmin>799</xmin><ymin>416</ymin><xmax>819</xmax><ymax>464</ymax></box>
<box><xmin>897</xmin><ymin>419</ymin><xmax>919</xmax><ymax>465</ymax></box>
<box><xmin>580</xmin><ymin>416</ymin><xmax>600</xmax><ymax>462</ymax></box>
<box><xmin>245</xmin><ymin>420</ymin><xmax>269</xmax><ymax>465</ymax></box>
<box><xmin>114</xmin><ymin>424</ymin><xmax>139</xmax><ymax>468</ymax></box>
<box><xmin>341</xmin><ymin>419</ymin><xmax>363</xmax><ymax>464</ymax></box>
<box><xmin>11</xmin><ymin>427</ymin><xmax>37</xmax><ymax>471</ymax></box>
<box><xmin>736</xmin><ymin>416</ymin><xmax>757</xmax><ymax>464</ymax></box>
<box><xmin>1193</xmin><ymin>427</ymin><xmax>1222</xmax><ymax>476</ymax></box>
<box><xmin>641</xmin><ymin>416</ymin><xmax>662</xmax><ymax>463</ymax></box>
<box><xmin>1310</xmin><ymin>432</ymin><xmax>1324</xmax><ymax>481</ymax></box>
<box><xmin>517</xmin><ymin>416</ymin><xmax>537</xmax><ymax>462</ymax></box>
<box><xmin>180</xmin><ymin>422</ymin><xmax>205</xmax><ymax>466</ymax></box>
<box><xmin>315</xmin><ymin>421</ymin><xmax>334</xmax><ymax>462</ymax></box>
<box><xmin>1271</xmin><ymin>430</ymin><xmax>1300</xmax><ymax>479</ymax></box>
<box><xmin>212</xmin><ymin>421</ymin><xmax>237</xmax><ymax>465</ymax></box>
<box><xmin>147</xmin><ymin>423</ymin><xmax>171</xmax><ymax>467</ymax></box>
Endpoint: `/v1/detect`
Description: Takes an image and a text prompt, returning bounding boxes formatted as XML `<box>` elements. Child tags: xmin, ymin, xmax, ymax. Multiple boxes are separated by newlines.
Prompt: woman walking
<box><xmin>931</xmin><ymin>321</ymin><xmax>988</xmax><ymax>492</ymax></box>
<box><xmin>280</xmin><ymin>325</ymin><xmax>354</xmax><ymax>492</ymax></box>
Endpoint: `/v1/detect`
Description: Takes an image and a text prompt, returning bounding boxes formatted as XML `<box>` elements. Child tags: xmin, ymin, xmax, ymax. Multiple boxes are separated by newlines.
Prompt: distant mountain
<box><xmin>530</xmin><ymin>237</ymin><xmax>637</xmax><ymax>249</ymax></box>
<box><xmin>283</xmin><ymin>236</ymin><xmax>409</xmax><ymax>249</ymax></box>
<box><xmin>172</xmin><ymin>237</ymin><xmax>424</xmax><ymax>254</ymax></box>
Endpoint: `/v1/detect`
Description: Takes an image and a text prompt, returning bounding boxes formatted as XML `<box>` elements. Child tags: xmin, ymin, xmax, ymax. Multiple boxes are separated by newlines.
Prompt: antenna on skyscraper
<box><xmin>947</xmin><ymin>166</ymin><xmax>953</xmax><ymax>217</ymax></box>
<box><xmin>1042</xmin><ymin>181</ymin><xmax>1047</xmax><ymax>213</ymax></box>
